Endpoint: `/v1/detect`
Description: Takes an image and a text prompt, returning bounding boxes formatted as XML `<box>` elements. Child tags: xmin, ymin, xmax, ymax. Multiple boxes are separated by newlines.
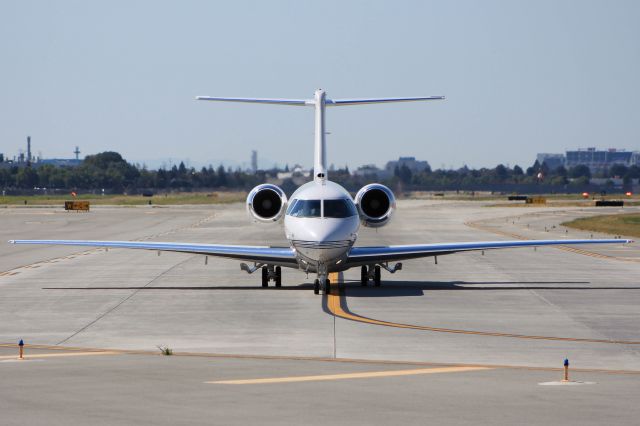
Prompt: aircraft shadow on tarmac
<box><xmin>43</xmin><ymin>284</ymin><xmax>316</xmax><ymax>291</ymax></box>
<box><xmin>43</xmin><ymin>280</ymin><xmax>640</xmax><ymax>298</ymax></box>
<box><xmin>339</xmin><ymin>280</ymin><xmax>640</xmax><ymax>297</ymax></box>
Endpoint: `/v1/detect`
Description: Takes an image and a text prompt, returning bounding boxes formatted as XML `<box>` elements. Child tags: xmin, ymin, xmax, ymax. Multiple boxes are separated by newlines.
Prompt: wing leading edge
<box><xmin>346</xmin><ymin>238</ymin><xmax>633</xmax><ymax>265</ymax></box>
<box><xmin>8</xmin><ymin>240</ymin><xmax>298</xmax><ymax>267</ymax></box>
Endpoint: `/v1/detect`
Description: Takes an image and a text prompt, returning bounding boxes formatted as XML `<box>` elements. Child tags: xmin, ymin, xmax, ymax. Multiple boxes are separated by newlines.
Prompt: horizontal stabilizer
<box><xmin>196</xmin><ymin>95</ymin><xmax>445</xmax><ymax>107</ymax></box>
<box><xmin>326</xmin><ymin>96</ymin><xmax>445</xmax><ymax>106</ymax></box>
<box><xmin>196</xmin><ymin>96</ymin><xmax>310</xmax><ymax>106</ymax></box>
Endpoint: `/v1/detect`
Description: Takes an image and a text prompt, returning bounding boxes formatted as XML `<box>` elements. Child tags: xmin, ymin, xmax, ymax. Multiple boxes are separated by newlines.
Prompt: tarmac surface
<box><xmin>1</xmin><ymin>200</ymin><xmax>639</xmax><ymax>425</ymax></box>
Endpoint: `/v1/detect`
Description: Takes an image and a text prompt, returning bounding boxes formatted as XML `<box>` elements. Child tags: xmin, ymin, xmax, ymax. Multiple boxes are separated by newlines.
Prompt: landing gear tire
<box><xmin>374</xmin><ymin>265</ymin><xmax>381</xmax><ymax>287</ymax></box>
<box><xmin>261</xmin><ymin>267</ymin><xmax>268</xmax><ymax>288</ymax></box>
<box><xmin>325</xmin><ymin>279</ymin><xmax>331</xmax><ymax>295</ymax></box>
<box><xmin>275</xmin><ymin>266</ymin><xmax>282</xmax><ymax>288</ymax></box>
<box><xmin>361</xmin><ymin>265</ymin><xmax>368</xmax><ymax>286</ymax></box>
<box><xmin>314</xmin><ymin>279</ymin><xmax>320</xmax><ymax>295</ymax></box>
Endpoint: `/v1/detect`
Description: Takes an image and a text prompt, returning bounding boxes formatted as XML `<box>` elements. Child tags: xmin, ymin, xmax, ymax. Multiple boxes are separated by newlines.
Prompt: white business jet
<box><xmin>9</xmin><ymin>90</ymin><xmax>632</xmax><ymax>294</ymax></box>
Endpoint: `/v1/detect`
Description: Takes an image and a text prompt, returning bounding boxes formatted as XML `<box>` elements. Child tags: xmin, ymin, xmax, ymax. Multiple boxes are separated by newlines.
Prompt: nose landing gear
<box><xmin>313</xmin><ymin>278</ymin><xmax>331</xmax><ymax>294</ymax></box>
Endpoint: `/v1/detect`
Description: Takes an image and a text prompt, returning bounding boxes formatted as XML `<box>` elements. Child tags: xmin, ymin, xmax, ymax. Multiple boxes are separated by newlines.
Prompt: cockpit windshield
<box><xmin>286</xmin><ymin>198</ymin><xmax>357</xmax><ymax>218</ymax></box>
<box><xmin>323</xmin><ymin>199</ymin><xmax>358</xmax><ymax>218</ymax></box>
<box><xmin>287</xmin><ymin>199</ymin><xmax>321</xmax><ymax>218</ymax></box>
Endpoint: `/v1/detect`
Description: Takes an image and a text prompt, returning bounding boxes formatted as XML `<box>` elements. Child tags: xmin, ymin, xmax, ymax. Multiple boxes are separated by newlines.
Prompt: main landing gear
<box><xmin>261</xmin><ymin>265</ymin><xmax>281</xmax><ymax>288</ymax></box>
<box><xmin>360</xmin><ymin>265</ymin><xmax>381</xmax><ymax>287</ymax></box>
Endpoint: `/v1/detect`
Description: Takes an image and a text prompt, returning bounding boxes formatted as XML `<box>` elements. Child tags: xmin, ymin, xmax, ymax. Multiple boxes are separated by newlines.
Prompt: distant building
<box><xmin>251</xmin><ymin>150</ymin><xmax>258</xmax><ymax>173</ymax></box>
<box><xmin>565</xmin><ymin>148</ymin><xmax>636</xmax><ymax>172</ymax></box>
<box><xmin>352</xmin><ymin>164</ymin><xmax>390</xmax><ymax>179</ymax></box>
<box><xmin>37</xmin><ymin>158</ymin><xmax>82</xmax><ymax>168</ymax></box>
<box><xmin>277</xmin><ymin>164</ymin><xmax>309</xmax><ymax>180</ymax></box>
<box><xmin>536</xmin><ymin>153</ymin><xmax>565</xmax><ymax>171</ymax></box>
<box><xmin>0</xmin><ymin>138</ymin><xmax>83</xmax><ymax>169</ymax></box>
<box><xmin>536</xmin><ymin>148</ymin><xmax>640</xmax><ymax>173</ymax></box>
<box><xmin>385</xmin><ymin>156</ymin><xmax>430</xmax><ymax>174</ymax></box>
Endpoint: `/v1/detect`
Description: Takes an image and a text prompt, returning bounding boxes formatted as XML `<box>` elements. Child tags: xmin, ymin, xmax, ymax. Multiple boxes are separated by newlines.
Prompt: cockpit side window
<box><xmin>287</xmin><ymin>199</ymin><xmax>322</xmax><ymax>218</ymax></box>
<box><xmin>323</xmin><ymin>199</ymin><xmax>358</xmax><ymax>218</ymax></box>
<box><xmin>286</xmin><ymin>199</ymin><xmax>299</xmax><ymax>215</ymax></box>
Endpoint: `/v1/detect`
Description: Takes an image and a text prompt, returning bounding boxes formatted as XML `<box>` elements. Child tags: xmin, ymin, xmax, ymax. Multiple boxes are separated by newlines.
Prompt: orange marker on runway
<box><xmin>18</xmin><ymin>339</ymin><xmax>24</xmax><ymax>360</ymax></box>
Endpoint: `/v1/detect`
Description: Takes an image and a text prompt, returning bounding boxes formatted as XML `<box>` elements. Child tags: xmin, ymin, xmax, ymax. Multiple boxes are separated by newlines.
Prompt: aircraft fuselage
<box><xmin>284</xmin><ymin>180</ymin><xmax>359</xmax><ymax>274</ymax></box>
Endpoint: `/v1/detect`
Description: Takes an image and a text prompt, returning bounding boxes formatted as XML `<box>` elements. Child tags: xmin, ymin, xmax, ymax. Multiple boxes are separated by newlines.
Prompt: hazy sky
<box><xmin>1</xmin><ymin>0</ymin><xmax>639</xmax><ymax>170</ymax></box>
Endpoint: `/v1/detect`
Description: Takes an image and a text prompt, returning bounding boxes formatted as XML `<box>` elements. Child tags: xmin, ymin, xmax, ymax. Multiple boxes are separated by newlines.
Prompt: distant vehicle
<box><xmin>10</xmin><ymin>90</ymin><xmax>632</xmax><ymax>294</ymax></box>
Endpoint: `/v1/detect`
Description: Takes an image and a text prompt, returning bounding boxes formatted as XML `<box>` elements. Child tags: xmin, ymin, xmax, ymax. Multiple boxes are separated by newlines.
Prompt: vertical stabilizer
<box><xmin>313</xmin><ymin>90</ymin><xmax>327</xmax><ymax>184</ymax></box>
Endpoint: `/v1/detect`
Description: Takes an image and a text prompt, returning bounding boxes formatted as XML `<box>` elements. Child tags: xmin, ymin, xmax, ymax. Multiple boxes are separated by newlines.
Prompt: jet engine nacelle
<box><xmin>247</xmin><ymin>184</ymin><xmax>288</xmax><ymax>223</ymax></box>
<box><xmin>355</xmin><ymin>183</ymin><xmax>396</xmax><ymax>228</ymax></box>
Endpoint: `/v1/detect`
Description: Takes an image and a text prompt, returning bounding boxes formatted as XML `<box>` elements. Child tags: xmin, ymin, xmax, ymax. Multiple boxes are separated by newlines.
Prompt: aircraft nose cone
<box><xmin>287</xmin><ymin>217</ymin><xmax>359</xmax><ymax>265</ymax></box>
<box><xmin>307</xmin><ymin>219</ymin><xmax>355</xmax><ymax>243</ymax></box>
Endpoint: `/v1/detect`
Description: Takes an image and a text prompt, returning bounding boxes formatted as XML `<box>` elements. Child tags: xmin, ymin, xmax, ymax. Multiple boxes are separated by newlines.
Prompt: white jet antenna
<box><xmin>196</xmin><ymin>90</ymin><xmax>444</xmax><ymax>184</ymax></box>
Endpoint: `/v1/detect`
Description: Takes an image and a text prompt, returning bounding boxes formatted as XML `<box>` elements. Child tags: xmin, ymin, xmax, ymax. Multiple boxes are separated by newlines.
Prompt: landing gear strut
<box><xmin>275</xmin><ymin>266</ymin><xmax>282</xmax><ymax>287</ymax></box>
<box><xmin>361</xmin><ymin>265</ymin><xmax>382</xmax><ymax>287</ymax></box>
<box><xmin>261</xmin><ymin>265</ymin><xmax>282</xmax><ymax>288</ymax></box>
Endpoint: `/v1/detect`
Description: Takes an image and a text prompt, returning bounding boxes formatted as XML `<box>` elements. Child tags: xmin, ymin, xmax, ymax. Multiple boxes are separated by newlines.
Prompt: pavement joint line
<box><xmin>464</xmin><ymin>219</ymin><xmax>639</xmax><ymax>264</ymax></box>
<box><xmin>55</xmin><ymin>255</ymin><xmax>196</xmax><ymax>345</ymax></box>
<box><xmin>206</xmin><ymin>366</ymin><xmax>492</xmax><ymax>385</ymax></box>
<box><xmin>326</xmin><ymin>273</ymin><xmax>640</xmax><ymax>345</ymax></box>
<box><xmin>0</xmin><ymin>351</ymin><xmax>119</xmax><ymax>360</ymax></box>
<box><xmin>2</xmin><ymin>343</ymin><xmax>640</xmax><ymax>374</ymax></box>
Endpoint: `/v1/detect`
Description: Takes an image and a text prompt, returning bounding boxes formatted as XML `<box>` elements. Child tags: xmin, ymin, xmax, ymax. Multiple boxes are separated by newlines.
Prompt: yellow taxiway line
<box><xmin>326</xmin><ymin>273</ymin><xmax>640</xmax><ymax>345</ymax></box>
<box><xmin>208</xmin><ymin>366</ymin><xmax>490</xmax><ymax>385</ymax></box>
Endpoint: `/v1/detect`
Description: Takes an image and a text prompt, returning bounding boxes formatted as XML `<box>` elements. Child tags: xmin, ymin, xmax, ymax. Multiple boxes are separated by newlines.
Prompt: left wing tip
<box><xmin>8</xmin><ymin>240</ymin><xmax>15</xmax><ymax>244</ymax></box>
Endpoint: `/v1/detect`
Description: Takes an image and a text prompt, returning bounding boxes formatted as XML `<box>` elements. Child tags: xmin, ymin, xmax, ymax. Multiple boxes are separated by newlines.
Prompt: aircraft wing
<box><xmin>8</xmin><ymin>240</ymin><xmax>298</xmax><ymax>267</ymax></box>
<box><xmin>346</xmin><ymin>238</ymin><xmax>632</xmax><ymax>266</ymax></box>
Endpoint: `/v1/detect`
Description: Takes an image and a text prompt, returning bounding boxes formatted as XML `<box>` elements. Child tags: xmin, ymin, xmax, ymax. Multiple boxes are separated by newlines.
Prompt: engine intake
<box><xmin>355</xmin><ymin>184</ymin><xmax>396</xmax><ymax>228</ymax></box>
<box><xmin>247</xmin><ymin>184</ymin><xmax>288</xmax><ymax>223</ymax></box>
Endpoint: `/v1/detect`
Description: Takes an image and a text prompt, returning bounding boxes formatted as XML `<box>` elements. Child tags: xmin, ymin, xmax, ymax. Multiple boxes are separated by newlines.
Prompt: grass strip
<box><xmin>562</xmin><ymin>213</ymin><xmax>640</xmax><ymax>238</ymax></box>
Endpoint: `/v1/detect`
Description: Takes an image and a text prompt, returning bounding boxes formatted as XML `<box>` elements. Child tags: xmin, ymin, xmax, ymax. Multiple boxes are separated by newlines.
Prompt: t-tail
<box><xmin>196</xmin><ymin>90</ymin><xmax>445</xmax><ymax>184</ymax></box>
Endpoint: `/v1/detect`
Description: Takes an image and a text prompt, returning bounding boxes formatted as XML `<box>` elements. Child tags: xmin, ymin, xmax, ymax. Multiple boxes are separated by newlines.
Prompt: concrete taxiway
<box><xmin>1</xmin><ymin>200</ymin><xmax>639</xmax><ymax>425</ymax></box>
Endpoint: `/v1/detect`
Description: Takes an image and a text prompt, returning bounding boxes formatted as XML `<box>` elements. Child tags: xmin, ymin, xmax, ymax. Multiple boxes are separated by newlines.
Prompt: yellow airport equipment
<box><xmin>526</xmin><ymin>196</ymin><xmax>546</xmax><ymax>204</ymax></box>
<box><xmin>64</xmin><ymin>201</ymin><xmax>90</xmax><ymax>212</ymax></box>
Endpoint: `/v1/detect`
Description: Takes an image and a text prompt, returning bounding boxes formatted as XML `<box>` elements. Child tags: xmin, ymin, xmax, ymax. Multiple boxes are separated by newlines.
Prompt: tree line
<box><xmin>1</xmin><ymin>151</ymin><xmax>638</xmax><ymax>194</ymax></box>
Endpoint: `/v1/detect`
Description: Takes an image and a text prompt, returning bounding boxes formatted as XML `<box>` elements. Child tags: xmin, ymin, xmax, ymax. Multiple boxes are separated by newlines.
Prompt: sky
<box><xmin>1</xmin><ymin>0</ymin><xmax>639</xmax><ymax>171</ymax></box>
